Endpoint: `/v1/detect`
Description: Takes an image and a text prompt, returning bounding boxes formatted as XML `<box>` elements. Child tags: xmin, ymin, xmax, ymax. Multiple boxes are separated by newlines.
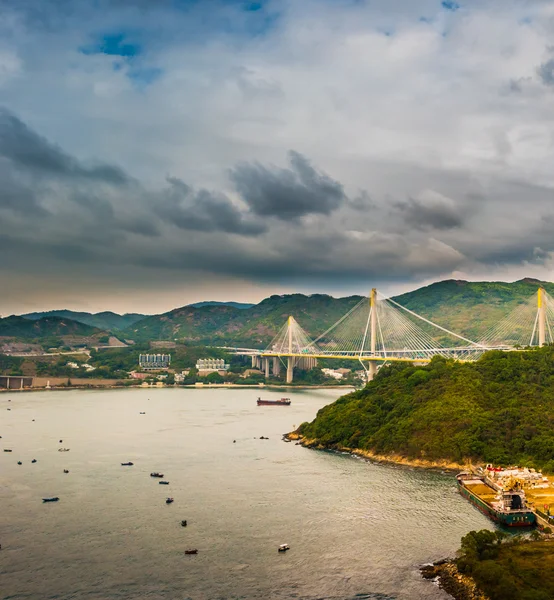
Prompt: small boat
<box><xmin>32</xmin><ymin>459</ymin><xmax>37</xmax><ymax>463</ymax></box>
<box><xmin>257</xmin><ymin>397</ymin><xmax>291</xmax><ymax>406</ymax></box>
<box><xmin>181</xmin><ymin>520</ymin><xmax>187</xmax><ymax>527</ymax></box>
<box><xmin>259</xmin><ymin>436</ymin><xmax>269</xmax><ymax>440</ymax></box>
<box><xmin>121</xmin><ymin>462</ymin><xmax>134</xmax><ymax>466</ymax></box>
<box><xmin>150</xmin><ymin>472</ymin><xmax>164</xmax><ymax>478</ymax></box>
<box><xmin>166</xmin><ymin>497</ymin><xmax>174</xmax><ymax>504</ymax></box>
<box><xmin>278</xmin><ymin>544</ymin><xmax>290</xmax><ymax>552</ymax></box>
<box><xmin>17</xmin><ymin>461</ymin><xmax>22</xmax><ymax>465</ymax></box>
<box><xmin>159</xmin><ymin>481</ymin><xmax>170</xmax><ymax>485</ymax></box>
<box><xmin>43</xmin><ymin>497</ymin><xmax>59</xmax><ymax>503</ymax></box>
<box><xmin>59</xmin><ymin>440</ymin><xmax>63</xmax><ymax>443</ymax></box>
<box><xmin>184</xmin><ymin>549</ymin><xmax>198</xmax><ymax>555</ymax></box>
<box><xmin>63</xmin><ymin>469</ymin><xmax>69</xmax><ymax>474</ymax></box>
<box><xmin>3</xmin><ymin>449</ymin><xmax>12</xmax><ymax>452</ymax></box>
<box><xmin>58</xmin><ymin>448</ymin><xmax>70</xmax><ymax>452</ymax></box>
<box><xmin>139</xmin><ymin>412</ymin><xmax>146</xmax><ymax>414</ymax></box>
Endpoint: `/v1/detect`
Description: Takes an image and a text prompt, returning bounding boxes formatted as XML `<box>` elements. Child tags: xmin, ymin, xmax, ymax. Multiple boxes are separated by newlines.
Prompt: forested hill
<box><xmin>21</xmin><ymin>310</ymin><xmax>145</xmax><ymax>332</ymax></box>
<box><xmin>297</xmin><ymin>347</ymin><xmax>554</xmax><ymax>472</ymax></box>
<box><xmin>125</xmin><ymin>294</ymin><xmax>363</xmax><ymax>345</ymax></box>
<box><xmin>393</xmin><ymin>278</ymin><xmax>554</xmax><ymax>341</ymax></box>
<box><xmin>124</xmin><ymin>278</ymin><xmax>551</xmax><ymax>345</ymax></box>
<box><xmin>7</xmin><ymin>278</ymin><xmax>553</xmax><ymax>345</ymax></box>
<box><xmin>0</xmin><ymin>315</ymin><xmax>102</xmax><ymax>340</ymax></box>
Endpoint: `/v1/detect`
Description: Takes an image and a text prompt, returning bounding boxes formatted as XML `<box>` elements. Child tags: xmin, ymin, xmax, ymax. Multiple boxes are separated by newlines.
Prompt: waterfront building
<box><xmin>139</xmin><ymin>354</ymin><xmax>171</xmax><ymax>370</ymax></box>
<box><xmin>195</xmin><ymin>358</ymin><xmax>229</xmax><ymax>372</ymax></box>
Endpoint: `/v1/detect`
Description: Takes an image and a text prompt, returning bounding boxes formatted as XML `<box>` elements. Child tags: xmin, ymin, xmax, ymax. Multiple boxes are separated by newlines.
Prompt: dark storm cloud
<box><xmin>229</xmin><ymin>150</ymin><xmax>346</xmax><ymax>220</ymax></box>
<box><xmin>158</xmin><ymin>177</ymin><xmax>266</xmax><ymax>236</ymax></box>
<box><xmin>5</xmin><ymin>106</ymin><xmax>552</xmax><ymax>299</ymax></box>
<box><xmin>537</xmin><ymin>59</ymin><xmax>554</xmax><ymax>86</ymax></box>
<box><xmin>392</xmin><ymin>194</ymin><xmax>464</xmax><ymax>230</ymax></box>
<box><xmin>0</xmin><ymin>164</ymin><xmax>49</xmax><ymax>215</ymax></box>
<box><xmin>0</xmin><ymin>109</ymin><xmax>129</xmax><ymax>184</ymax></box>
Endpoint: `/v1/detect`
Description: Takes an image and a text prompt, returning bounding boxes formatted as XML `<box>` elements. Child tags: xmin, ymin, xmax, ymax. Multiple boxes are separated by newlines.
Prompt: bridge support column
<box><xmin>368</xmin><ymin>361</ymin><xmax>378</xmax><ymax>382</ymax></box>
<box><xmin>272</xmin><ymin>358</ymin><xmax>280</xmax><ymax>376</ymax></box>
<box><xmin>286</xmin><ymin>357</ymin><xmax>294</xmax><ymax>384</ymax></box>
<box><xmin>264</xmin><ymin>358</ymin><xmax>270</xmax><ymax>379</ymax></box>
<box><xmin>539</xmin><ymin>287</ymin><xmax>546</xmax><ymax>346</ymax></box>
<box><xmin>251</xmin><ymin>355</ymin><xmax>256</xmax><ymax>368</ymax></box>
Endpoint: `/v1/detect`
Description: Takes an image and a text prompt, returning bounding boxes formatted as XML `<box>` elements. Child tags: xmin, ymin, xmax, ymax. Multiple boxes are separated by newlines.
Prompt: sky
<box><xmin>1</xmin><ymin>0</ymin><xmax>554</xmax><ymax>316</ymax></box>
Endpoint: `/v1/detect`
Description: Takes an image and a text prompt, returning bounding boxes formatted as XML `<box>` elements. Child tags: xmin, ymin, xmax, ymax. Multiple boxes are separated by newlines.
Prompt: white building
<box><xmin>195</xmin><ymin>358</ymin><xmax>229</xmax><ymax>372</ymax></box>
<box><xmin>321</xmin><ymin>368</ymin><xmax>344</xmax><ymax>380</ymax></box>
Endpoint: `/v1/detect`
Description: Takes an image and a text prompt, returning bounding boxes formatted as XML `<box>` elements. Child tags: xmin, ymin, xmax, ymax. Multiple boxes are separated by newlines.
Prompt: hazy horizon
<box><xmin>4</xmin><ymin>274</ymin><xmax>551</xmax><ymax>318</ymax></box>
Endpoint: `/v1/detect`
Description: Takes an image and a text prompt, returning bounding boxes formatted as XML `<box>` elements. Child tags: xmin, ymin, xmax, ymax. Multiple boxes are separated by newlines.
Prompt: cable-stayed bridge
<box><xmin>226</xmin><ymin>287</ymin><xmax>554</xmax><ymax>383</ymax></box>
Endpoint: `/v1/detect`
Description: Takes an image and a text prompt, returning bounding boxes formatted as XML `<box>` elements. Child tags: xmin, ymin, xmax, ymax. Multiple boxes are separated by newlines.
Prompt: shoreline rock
<box><xmin>421</xmin><ymin>561</ymin><xmax>489</xmax><ymax>600</ymax></box>
<box><xmin>286</xmin><ymin>433</ymin><xmax>470</xmax><ymax>472</ymax></box>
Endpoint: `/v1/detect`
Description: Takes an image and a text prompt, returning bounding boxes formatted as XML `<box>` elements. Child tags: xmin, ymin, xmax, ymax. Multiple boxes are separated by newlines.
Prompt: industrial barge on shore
<box><xmin>456</xmin><ymin>470</ymin><xmax>537</xmax><ymax>527</ymax></box>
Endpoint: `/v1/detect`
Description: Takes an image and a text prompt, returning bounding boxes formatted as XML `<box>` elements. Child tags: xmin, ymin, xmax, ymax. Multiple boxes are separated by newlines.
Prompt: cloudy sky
<box><xmin>1</xmin><ymin>0</ymin><xmax>554</xmax><ymax>315</ymax></box>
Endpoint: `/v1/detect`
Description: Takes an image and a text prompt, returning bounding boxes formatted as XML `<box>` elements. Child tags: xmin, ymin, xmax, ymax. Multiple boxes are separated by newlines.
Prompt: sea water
<box><xmin>0</xmin><ymin>388</ymin><xmax>492</xmax><ymax>599</ymax></box>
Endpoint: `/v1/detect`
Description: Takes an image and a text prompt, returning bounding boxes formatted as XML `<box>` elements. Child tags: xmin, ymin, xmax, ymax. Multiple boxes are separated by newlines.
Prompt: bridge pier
<box><xmin>264</xmin><ymin>358</ymin><xmax>270</xmax><ymax>379</ymax></box>
<box><xmin>368</xmin><ymin>361</ymin><xmax>378</xmax><ymax>382</ymax></box>
<box><xmin>272</xmin><ymin>357</ymin><xmax>280</xmax><ymax>376</ymax></box>
<box><xmin>286</xmin><ymin>357</ymin><xmax>294</xmax><ymax>383</ymax></box>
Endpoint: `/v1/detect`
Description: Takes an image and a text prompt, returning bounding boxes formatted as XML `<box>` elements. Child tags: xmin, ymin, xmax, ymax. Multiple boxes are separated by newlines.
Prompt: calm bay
<box><xmin>0</xmin><ymin>388</ymin><xmax>492</xmax><ymax>600</ymax></box>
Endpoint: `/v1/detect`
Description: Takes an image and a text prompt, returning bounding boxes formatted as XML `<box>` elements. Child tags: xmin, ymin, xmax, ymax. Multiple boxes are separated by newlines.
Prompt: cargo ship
<box><xmin>456</xmin><ymin>471</ymin><xmax>536</xmax><ymax>527</ymax></box>
<box><xmin>257</xmin><ymin>397</ymin><xmax>291</xmax><ymax>406</ymax></box>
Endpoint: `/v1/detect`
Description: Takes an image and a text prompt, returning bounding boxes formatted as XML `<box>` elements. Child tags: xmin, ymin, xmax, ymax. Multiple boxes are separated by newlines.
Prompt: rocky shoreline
<box><xmin>421</xmin><ymin>560</ymin><xmax>489</xmax><ymax>600</ymax></box>
<box><xmin>286</xmin><ymin>432</ymin><xmax>470</xmax><ymax>472</ymax></box>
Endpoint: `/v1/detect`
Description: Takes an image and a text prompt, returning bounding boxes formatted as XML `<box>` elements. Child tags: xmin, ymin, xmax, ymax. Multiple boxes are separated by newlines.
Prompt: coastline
<box><xmin>287</xmin><ymin>433</ymin><xmax>471</xmax><ymax>472</ymax></box>
<box><xmin>421</xmin><ymin>561</ymin><xmax>488</xmax><ymax>600</ymax></box>
<box><xmin>0</xmin><ymin>383</ymin><xmax>355</xmax><ymax>394</ymax></box>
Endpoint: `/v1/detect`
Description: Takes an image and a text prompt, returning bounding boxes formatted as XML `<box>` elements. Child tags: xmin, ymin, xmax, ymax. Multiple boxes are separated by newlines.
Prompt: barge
<box><xmin>456</xmin><ymin>471</ymin><xmax>536</xmax><ymax>527</ymax></box>
<box><xmin>257</xmin><ymin>397</ymin><xmax>291</xmax><ymax>406</ymax></box>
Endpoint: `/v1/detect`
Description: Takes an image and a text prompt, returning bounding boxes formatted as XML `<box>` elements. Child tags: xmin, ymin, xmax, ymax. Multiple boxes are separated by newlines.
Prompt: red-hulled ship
<box><xmin>257</xmin><ymin>397</ymin><xmax>291</xmax><ymax>406</ymax></box>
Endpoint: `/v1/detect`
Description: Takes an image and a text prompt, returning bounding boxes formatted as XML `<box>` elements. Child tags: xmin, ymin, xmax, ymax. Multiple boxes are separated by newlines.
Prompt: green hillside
<box><xmin>21</xmin><ymin>310</ymin><xmax>146</xmax><ymax>331</ymax></box>
<box><xmin>123</xmin><ymin>278</ymin><xmax>551</xmax><ymax>346</ymax></box>
<box><xmin>125</xmin><ymin>294</ymin><xmax>363</xmax><ymax>346</ymax></box>
<box><xmin>127</xmin><ymin>304</ymin><xmax>243</xmax><ymax>343</ymax></box>
<box><xmin>296</xmin><ymin>346</ymin><xmax>554</xmax><ymax>472</ymax></box>
<box><xmin>0</xmin><ymin>315</ymin><xmax>102</xmax><ymax>340</ymax></box>
<box><xmin>394</xmin><ymin>278</ymin><xmax>554</xmax><ymax>340</ymax></box>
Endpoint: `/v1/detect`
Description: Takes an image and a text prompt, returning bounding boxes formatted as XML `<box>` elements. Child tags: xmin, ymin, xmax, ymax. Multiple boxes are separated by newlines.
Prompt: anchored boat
<box><xmin>456</xmin><ymin>472</ymin><xmax>536</xmax><ymax>527</ymax></box>
<box><xmin>257</xmin><ymin>397</ymin><xmax>291</xmax><ymax>406</ymax></box>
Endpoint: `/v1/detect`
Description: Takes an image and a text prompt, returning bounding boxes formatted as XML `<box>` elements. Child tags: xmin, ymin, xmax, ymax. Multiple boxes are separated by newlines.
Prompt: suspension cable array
<box><xmin>262</xmin><ymin>287</ymin><xmax>551</xmax><ymax>369</ymax></box>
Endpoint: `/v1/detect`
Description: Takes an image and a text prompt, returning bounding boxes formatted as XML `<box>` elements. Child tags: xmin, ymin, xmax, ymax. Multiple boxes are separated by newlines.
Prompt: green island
<box><xmin>294</xmin><ymin>346</ymin><xmax>554</xmax><ymax>472</ymax></box>
<box><xmin>422</xmin><ymin>529</ymin><xmax>554</xmax><ymax>600</ymax></box>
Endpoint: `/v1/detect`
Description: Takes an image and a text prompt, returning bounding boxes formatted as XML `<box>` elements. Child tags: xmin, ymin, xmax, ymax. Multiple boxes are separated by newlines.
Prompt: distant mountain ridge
<box><xmin>188</xmin><ymin>301</ymin><xmax>254</xmax><ymax>309</ymax></box>
<box><xmin>123</xmin><ymin>278</ymin><xmax>554</xmax><ymax>346</ymax></box>
<box><xmin>6</xmin><ymin>278</ymin><xmax>552</xmax><ymax>347</ymax></box>
<box><xmin>0</xmin><ymin>315</ymin><xmax>102</xmax><ymax>340</ymax></box>
<box><xmin>21</xmin><ymin>310</ymin><xmax>146</xmax><ymax>332</ymax></box>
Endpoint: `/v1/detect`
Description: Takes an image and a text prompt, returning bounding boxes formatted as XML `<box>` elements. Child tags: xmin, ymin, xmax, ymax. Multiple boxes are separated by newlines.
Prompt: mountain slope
<box><xmin>123</xmin><ymin>278</ymin><xmax>552</xmax><ymax>346</ymax></box>
<box><xmin>0</xmin><ymin>315</ymin><xmax>102</xmax><ymax>340</ymax></box>
<box><xmin>125</xmin><ymin>294</ymin><xmax>364</xmax><ymax>345</ymax></box>
<box><xmin>296</xmin><ymin>347</ymin><xmax>554</xmax><ymax>471</ymax></box>
<box><xmin>22</xmin><ymin>310</ymin><xmax>146</xmax><ymax>331</ymax></box>
<box><xmin>393</xmin><ymin>278</ymin><xmax>554</xmax><ymax>340</ymax></box>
